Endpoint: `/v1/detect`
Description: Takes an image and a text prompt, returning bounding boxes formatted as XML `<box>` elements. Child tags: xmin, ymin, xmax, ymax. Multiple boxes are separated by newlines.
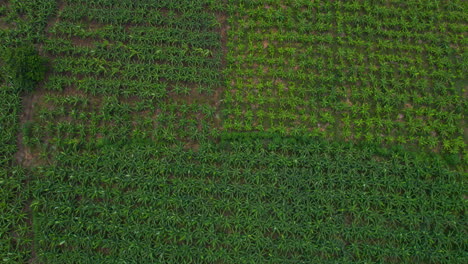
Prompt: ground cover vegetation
<box><xmin>0</xmin><ymin>0</ymin><xmax>466</xmax><ymax>263</ymax></box>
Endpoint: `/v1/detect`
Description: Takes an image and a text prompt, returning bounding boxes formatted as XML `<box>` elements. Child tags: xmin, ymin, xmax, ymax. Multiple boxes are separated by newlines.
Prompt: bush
<box><xmin>2</xmin><ymin>45</ymin><xmax>47</xmax><ymax>93</ymax></box>
<box><xmin>444</xmin><ymin>154</ymin><xmax>461</xmax><ymax>166</ymax></box>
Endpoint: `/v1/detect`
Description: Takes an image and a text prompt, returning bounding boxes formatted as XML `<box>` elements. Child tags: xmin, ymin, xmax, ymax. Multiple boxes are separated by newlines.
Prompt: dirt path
<box><xmin>213</xmin><ymin>0</ymin><xmax>229</xmax><ymax>131</ymax></box>
<box><xmin>14</xmin><ymin>91</ymin><xmax>38</xmax><ymax>167</ymax></box>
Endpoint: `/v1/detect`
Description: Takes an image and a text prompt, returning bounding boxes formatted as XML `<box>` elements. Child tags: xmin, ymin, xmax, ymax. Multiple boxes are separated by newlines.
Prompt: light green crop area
<box><xmin>224</xmin><ymin>0</ymin><xmax>466</xmax><ymax>155</ymax></box>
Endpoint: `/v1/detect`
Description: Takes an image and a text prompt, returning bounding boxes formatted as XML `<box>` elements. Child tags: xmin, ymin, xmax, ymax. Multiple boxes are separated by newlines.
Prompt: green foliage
<box><xmin>1</xmin><ymin>0</ymin><xmax>466</xmax><ymax>263</ymax></box>
<box><xmin>0</xmin><ymin>2</ymin><xmax>54</xmax><ymax>261</ymax></box>
<box><xmin>23</xmin><ymin>0</ymin><xmax>224</xmax><ymax>151</ymax></box>
<box><xmin>1</xmin><ymin>0</ymin><xmax>57</xmax><ymax>43</ymax></box>
<box><xmin>444</xmin><ymin>154</ymin><xmax>462</xmax><ymax>166</ymax></box>
<box><xmin>0</xmin><ymin>85</ymin><xmax>32</xmax><ymax>262</ymax></box>
<box><xmin>223</xmin><ymin>0</ymin><xmax>467</xmax><ymax>156</ymax></box>
<box><xmin>2</xmin><ymin>45</ymin><xmax>48</xmax><ymax>93</ymax></box>
<box><xmin>31</xmin><ymin>139</ymin><xmax>466</xmax><ymax>263</ymax></box>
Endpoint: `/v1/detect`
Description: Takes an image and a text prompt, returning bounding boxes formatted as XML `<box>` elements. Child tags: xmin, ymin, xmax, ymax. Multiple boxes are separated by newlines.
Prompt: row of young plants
<box><xmin>0</xmin><ymin>84</ymin><xmax>32</xmax><ymax>263</ymax></box>
<box><xmin>31</xmin><ymin>137</ymin><xmax>466</xmax><ymax>263</ymax></box>
<box><xmin>0</xmin><ymin>0</ymin><xmax>56</xmax><ymax>44</ymax></box>
<box><xmin>25</xmin><ymin>95</ymin><xmax>216</xmax><ymax>153</ymax></box>
<box><xmin>224</xmin><ymin>0</ymin><xmax>466</xmax><ymax>157</ymax></box>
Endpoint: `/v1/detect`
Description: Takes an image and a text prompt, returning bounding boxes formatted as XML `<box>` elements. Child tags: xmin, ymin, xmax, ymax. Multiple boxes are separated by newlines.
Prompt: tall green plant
<box><xmin>2</xmin><ymin>45</ymin><xmax>48</xmax><ymax>93</ymax></box>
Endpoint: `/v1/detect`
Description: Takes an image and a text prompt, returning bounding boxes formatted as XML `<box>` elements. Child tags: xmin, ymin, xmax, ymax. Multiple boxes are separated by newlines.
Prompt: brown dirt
<box><xmin>184</xmin><ymin>141</ymin><xmax>200</xmax><ymax>151</ymax></box>
<box><xmin>158</xmin><ymin>7</ymin><xmax>170</xmax><ymax>17</ymax></box>
<box><xmin>211</xmin><ymin>1</ymin><xmax>229</xmax><ymax>131</ymax></box>
<box><xmin>45</xmin><ymin>1</ymin><xmax>65</xmax><ymax>34</ymax></box>
<box><xmin>97</xmin><ymin>247</ymin><xmax>111</xmax><ymax>256</ymax></box>
<box><xmin>0</xmin><ymin>20</ymin><xmax>9</xmax><ymax>29</ymax></box>
<box><xmin>57</xmin><ymin>0</ymin><xmax>66</xmax><ymax>11</ymax></box>
<box><xmin>70</xmin><ymin>36</ymin><xmax>95</xmax><ymax>48</ymax></box>
<box><xmin>15</xmin><ymin>88</ymin><xmax>46</xmax><ymax>167</ymax></box>
<box><xmin>14</xmin><ymin>87</ymin><xmax>47</xmax><ymax>262</ymax></box>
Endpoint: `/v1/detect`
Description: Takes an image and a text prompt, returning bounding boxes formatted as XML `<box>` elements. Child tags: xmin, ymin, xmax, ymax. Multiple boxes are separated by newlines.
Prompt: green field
<box><xmin>224</xmin><ymin>0</ymin><xmax>466</xmax><ymax>154</ymax></box>
<box><xmin>1</xmin><ymin>0</ymin><xmax>466</xmax><ymax>263</ymax></box>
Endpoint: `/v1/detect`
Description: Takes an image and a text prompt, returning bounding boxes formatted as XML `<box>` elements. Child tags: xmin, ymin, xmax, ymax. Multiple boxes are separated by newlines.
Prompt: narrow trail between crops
<box><xmin>213</xmin><ymin>0</ymin><xmax>229</xmax><ymax>131</ymax></box>
<box><xmin>14</xmin><ymin>68</ymin><xmax>45</xmax><ymax>264</ymax></box>
<box><xmin>15</xmin><ymin>92</ymin><xmax>37</xmax><ymax>167</ymax></box>
<box><xmin>15</xmin><ymin>86</ymin><xmax>39</xmax><ymax>263</ymax></box>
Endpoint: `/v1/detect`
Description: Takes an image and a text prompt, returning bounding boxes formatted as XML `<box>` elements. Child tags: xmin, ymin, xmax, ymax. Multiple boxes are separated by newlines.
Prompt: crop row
<box><xmin>0</xmin><ymin>86</ymin><xmax>32</xmax><ymax>262</ymax></box>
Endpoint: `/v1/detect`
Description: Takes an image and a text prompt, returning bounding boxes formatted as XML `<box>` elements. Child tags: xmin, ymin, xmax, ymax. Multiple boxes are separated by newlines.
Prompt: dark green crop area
<box><xmin>0</xmin><ymin>0</ymin><xmax>466</xmax><ymax>263</ymax></box>
<box><xmin>31</xmin><ymin>139</ymin><xmax>466</xmax><ymax>263</ymax></box>
<box><xmin>0</xmin><ymin>84</ymin><xmax>32</xmax><ymax>263</ymax></box>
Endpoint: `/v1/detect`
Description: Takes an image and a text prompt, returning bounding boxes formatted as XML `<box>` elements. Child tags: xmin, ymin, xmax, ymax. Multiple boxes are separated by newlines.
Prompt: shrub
<box><xmin>2</xmin><ymin>45</ymin><xmax>48</xmax><ymax>93</ymax></box>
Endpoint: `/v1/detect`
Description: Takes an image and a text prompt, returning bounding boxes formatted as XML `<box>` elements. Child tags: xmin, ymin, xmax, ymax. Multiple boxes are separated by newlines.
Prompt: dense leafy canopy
<box><xmin>32</xmin><ymin>139</ymin><xmax>466</xmax><ymax>263</ymax></box>
<box><xmin>2</xmin><ymin>45</ymin><xmax>47</xmax><ymax>93</ymax></box>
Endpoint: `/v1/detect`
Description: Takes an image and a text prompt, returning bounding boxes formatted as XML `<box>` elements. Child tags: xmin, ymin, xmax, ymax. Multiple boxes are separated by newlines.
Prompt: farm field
<box><xmin>224</xmin><ymin>0</ymin><xmax>466</xmax><ymax>154</ymax></box>
<box><xmin>0</xmin><ymin>0</ymin><xmax>466</xmax><ymax>263</ymax></box>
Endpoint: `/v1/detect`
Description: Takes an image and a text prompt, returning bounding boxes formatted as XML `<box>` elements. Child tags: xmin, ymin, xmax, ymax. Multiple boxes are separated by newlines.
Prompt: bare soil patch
<box><xmin>15</xmin><ymin>88</ymin><xmax>46</xmax><ymax>167</ymax></box>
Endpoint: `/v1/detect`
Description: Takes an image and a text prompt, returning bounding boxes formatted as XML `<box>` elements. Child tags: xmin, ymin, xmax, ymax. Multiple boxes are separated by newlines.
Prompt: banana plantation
<box><xmin>0</xmin><ymin>0</ymin><xmax>466</xmax><ymax>263</ymax></box>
